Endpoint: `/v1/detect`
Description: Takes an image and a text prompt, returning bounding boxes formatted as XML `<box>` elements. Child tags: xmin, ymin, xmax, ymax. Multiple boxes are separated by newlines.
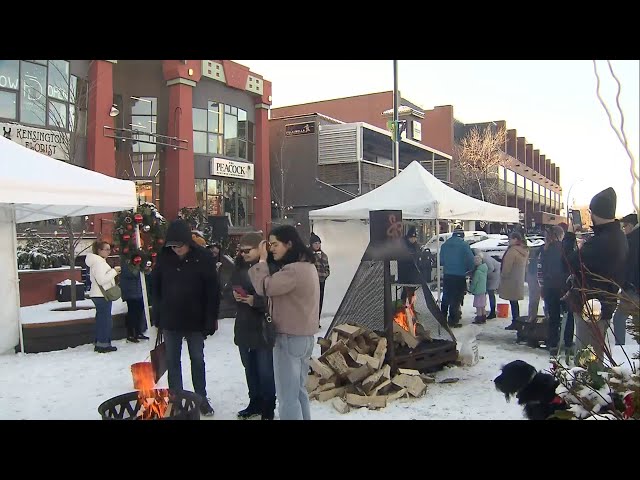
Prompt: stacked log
<box><xmin>307</xmin><ymin>323</ymin><xmax>435</xmax><ymax>414</ymax></box>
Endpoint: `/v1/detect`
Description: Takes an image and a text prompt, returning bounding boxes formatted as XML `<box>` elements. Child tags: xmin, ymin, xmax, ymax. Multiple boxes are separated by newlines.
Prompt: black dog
<box><xmin>494</xmin><ymin>360</ymin><xmax>568</xmax><ymax>420</ymax></box>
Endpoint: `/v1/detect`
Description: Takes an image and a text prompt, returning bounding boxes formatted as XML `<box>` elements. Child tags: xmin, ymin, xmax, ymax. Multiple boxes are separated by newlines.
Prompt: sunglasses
<box><xmin>170</xmin><ymin>243</ymin><xmax>185</xmax><ymax>249</ymax></box>
<box><xmin>239</xmin><ymin>248</ymin><xmax>254</xmax><ymax>254</ymax></box>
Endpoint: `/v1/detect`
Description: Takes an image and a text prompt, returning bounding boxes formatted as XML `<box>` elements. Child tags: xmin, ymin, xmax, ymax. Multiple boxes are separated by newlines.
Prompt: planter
<box><xmin>56</xmin><ymin>283</ymin><xmax>86</xmax><ymax>302</ymax></box>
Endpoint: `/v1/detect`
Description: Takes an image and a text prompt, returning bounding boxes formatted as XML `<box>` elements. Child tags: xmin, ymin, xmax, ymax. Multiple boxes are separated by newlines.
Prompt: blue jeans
<box><xmin>164</xmin><ymin>330</ymin><xmax>207</xmax><ymax>399</ymax></box>
<box><xmin>238</xmin><ymin>346</ymin><xmax>276</xmax><ymax>404</ymax></box>
<box><xmin>91</xmin><ymin>297</ymin><xmax>113</xmax><ymax>347</ymax></box>
<box><xmin>273</xmin><ymin>334</ymin><xmax>315</xmax><ymax>420</ymax></box>
<box><xmin>611</xmin><ymin>288</ymin><xmax>639</xmax><ymax>345</ymax></box>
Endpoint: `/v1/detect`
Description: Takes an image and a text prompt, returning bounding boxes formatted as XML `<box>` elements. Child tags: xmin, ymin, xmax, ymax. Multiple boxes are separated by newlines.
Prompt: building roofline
<box><xmin>272</xmin><ymin>91</ymin><xmax>393</xmax><ymax>110</ymax></box>
<box><xmin>270</xmin><ymin>112</ymin><xmax>345</xmax><ymax>124</ymax></box>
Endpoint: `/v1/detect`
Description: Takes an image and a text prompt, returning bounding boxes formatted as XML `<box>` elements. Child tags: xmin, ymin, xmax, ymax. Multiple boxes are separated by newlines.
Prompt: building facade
<box><xmin>273</xmin><ymin>92</ymin><xmax>563</xmax><ymax>230</ymax></box>
<box><xmin>0</xmin><ymin>60</ymin><xmax>272</xmax><ymax>237</ymax></box>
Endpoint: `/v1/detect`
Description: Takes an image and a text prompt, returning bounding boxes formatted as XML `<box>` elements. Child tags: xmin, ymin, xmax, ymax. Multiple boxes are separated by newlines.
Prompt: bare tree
<box><xmin>270</xmin><ymin>126</ymin><xmax>293</xmax><ymax>220</ymax></box>
<box><xmin>452</xmin><ymin>126</ymin><xmax>508</xmax><ymax>204</ymax></box>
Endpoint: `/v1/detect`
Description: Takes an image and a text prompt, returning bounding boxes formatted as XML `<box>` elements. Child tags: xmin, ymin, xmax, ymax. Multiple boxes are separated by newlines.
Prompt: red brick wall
<box><xmin>19</xmin><ymin>268</ymin><xmax>83</xmax><ymax>307</ymax></box>
<box><xmin>421</xmin><ymin>105</ymin><xmax>454</xmax><ymax>156</ymax></box>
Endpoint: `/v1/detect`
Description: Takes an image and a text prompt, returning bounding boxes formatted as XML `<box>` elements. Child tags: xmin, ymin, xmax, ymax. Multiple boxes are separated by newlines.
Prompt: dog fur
<box><xmin>494</xmin><ymin>360</ymin><xmax>569</xmax><ymax>420</ymax></box>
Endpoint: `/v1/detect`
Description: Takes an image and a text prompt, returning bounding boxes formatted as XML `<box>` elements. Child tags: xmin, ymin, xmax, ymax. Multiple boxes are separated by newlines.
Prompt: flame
<box><xmin>131</xmin><ymin>362</ymin><xmax>168</xmax><ymax>419</ymax></box>
<box><xmin>394</xmin><ymin>291</ymin><xmax>417</xmax><ymax>336</ymax></box>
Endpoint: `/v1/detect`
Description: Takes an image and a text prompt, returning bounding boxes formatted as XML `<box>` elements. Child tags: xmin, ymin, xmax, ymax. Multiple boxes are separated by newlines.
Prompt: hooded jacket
<box><xmin>85</xmin><ymin>252</ymin><xmax>118</xmax><ymax>299</ymax></box>
<box><xmin>440</xmin><ymin>235</ymin><xmax>475</xmax><ymax>277</ymax></box>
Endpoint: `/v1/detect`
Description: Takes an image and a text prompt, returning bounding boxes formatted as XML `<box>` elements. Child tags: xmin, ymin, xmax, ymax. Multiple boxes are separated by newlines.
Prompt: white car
<box><xmin>471</xmin><ymin>237</ymin><xmax>545</xmax><ymax>262</ymax></box>
<box><xmin>421</xmin><ymin>230</ymin><xmax>489</xmax><ymax>254</ymax></box>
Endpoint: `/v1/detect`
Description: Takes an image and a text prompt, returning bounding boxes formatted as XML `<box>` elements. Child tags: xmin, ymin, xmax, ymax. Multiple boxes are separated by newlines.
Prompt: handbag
<box><xmin>261</xmin><ymin>277</ymin><xmax>277</xmax><ymax>348</ymax></box>
<box><xmin>97</xmin><ymin>282</ymin><xmax>122</xmax><ymax>301</ymax></box>
<box><xmin>150</xmin><ymin>329</ymin><xmax>167</xmax><ymax>383</ymax></box>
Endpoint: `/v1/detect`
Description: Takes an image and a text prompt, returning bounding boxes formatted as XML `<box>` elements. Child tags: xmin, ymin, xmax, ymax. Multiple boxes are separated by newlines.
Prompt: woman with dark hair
<box><xmin>498</xmin><ymin>231</ymin><xmax>529</xmax><ymax>330</ymax></box>
<box><xmin>248</xmin><ymin>225</ymin><xmax>319</xmax><ymax>420</ymax></box>
<box><xmin>85</xmin><ymin>241</ymin><xmax>120</xmax><ymax>353</ymax></box>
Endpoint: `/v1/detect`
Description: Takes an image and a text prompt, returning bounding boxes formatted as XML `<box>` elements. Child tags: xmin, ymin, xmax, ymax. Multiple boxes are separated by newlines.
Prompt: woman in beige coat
<box><xmin>498</xmin><ymin>232</ymin><xmax>529</xmax><ymax>330</ymax></box>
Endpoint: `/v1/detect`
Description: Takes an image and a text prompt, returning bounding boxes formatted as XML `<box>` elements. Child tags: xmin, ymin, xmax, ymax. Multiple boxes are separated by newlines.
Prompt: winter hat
<box><xmin>621</xmin><ymin>212</ymin><xmax>638</xmax><ymax>226</ymax></box>
<box><xmin>164</xmin><ymin>219</ymin><xmax>193</xmax><ymax>247</ymax></box>
<box><xmin>406</xmin><ymin>226</ymin><xmax>417</xmax><ymax>238</ymax></box>
<box><xmin>310</xmin><ymin>233</ymin><xmax>321</xmax><ymax>244</ymax></box>
<box><xmin>239</xmin><ymin>232</ymin><xmax>263</xmax><ymax>248</ymax></box>
<box><xmin>558</xmin><ymin>222</ymin><xmax>568</xmax><ymax>233</ymax></box>
<box><xmin>589</xmin><ymin>187</ymin><xmax>617</xmax><ymax>220</ymax></box>
<box><xmin>452</xmin><ymin>229</ymin><xmax>465</xmax><ymax>238</ymax></box>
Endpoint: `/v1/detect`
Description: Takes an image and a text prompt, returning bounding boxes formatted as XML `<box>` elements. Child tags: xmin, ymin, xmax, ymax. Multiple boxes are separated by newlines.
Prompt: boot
<box><xmin>237</xmin><ymin>398</ymin><xmax>262</xmax><ymax>419</ymax></box>
<box><xmin>472</xmin><ymin>316</ymin><xmax>486</xmax><ymax>325</ymax></box>
<box><xmin>487</xmin><ymin>311</ymin><xmax>496</xmax><ymax>319</ymax></box>
<box><xmin>261</xmin><ymin>397</ymin><xmax>276</xmax><ymax>420</ymax></box>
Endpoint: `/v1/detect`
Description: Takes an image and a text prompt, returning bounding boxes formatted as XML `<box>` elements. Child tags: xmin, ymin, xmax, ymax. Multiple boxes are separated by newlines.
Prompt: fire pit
<box><xmin>98</xmin><ymin>389</ymin><xmax>202</xmax><ymax>420</ymax></box>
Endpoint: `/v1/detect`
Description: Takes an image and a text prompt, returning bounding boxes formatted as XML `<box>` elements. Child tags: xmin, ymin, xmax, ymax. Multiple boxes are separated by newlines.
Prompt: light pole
<box><xmin>566</xmin><ymin>178</ymin><xmax>584</xmax><ymax>224</ymax></box>
<box><xmin>392</xmin><ymin>60</ymin><xmax>400</xmax><ymax>177</ymax></box>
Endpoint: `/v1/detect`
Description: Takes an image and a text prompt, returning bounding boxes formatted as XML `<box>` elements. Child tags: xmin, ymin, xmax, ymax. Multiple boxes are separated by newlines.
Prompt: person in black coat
<box><xmin>397</xmin><ymin>226</ymin><xmax>422</xmax><ymax>302</ymax></box>
<box><xmin>230</xmin><ymin>233</ymin><xmax>277</xmax><ymax>420</ymax></box>
<box><xmin>566</xmin><ymin>188</ymin><xmax>628</xmax><ymax>364</ymax></box>
<box><xmin>151</xmin><ymin>219</ymin><xmax>220</xmax><ymax>416</ymax></box>
<box><xmin>119</xmin><ymin>262</ymin><xmax>151</xmax><ymax>342</ymax></box>
<box><xmin>611</xmin><ymin>213</ymin><xmax>639</xmax><ymax>345</ymax></box>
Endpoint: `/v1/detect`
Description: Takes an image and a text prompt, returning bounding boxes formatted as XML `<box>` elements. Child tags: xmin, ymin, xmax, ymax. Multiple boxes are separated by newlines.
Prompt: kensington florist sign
<box><xmin>1</xmin><ymin>122</ymin><xmax>69</xmax><ymax>161</ymax></box>
<box><xmin>211</xmin><ymin>158</ymin><xmax>254</xmax><ymax>180</ymax></box>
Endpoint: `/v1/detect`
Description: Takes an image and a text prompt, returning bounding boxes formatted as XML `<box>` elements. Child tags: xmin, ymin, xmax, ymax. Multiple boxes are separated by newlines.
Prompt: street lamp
<box><xmin>566</xmin><ymin>178</ymin><xmax>584</xmax><ymax>224</ymax></box>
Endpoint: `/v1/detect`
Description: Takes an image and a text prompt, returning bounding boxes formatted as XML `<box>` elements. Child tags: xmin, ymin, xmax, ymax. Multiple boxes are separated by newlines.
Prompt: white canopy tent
<box><xmin>309</xmin><ymin>161</ymin><xmax>519</xmax><ymax>316</ymax></box>
<box><xmin>0</xmin><ymin>136</ymin><xmax>137</xmax><ymax>354</ymax></box>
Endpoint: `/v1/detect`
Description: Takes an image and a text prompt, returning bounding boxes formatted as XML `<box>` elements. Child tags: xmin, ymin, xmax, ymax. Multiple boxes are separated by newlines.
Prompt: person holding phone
<box><xmin>230</xmin><ymin>233</ymin><xmax>277</xmax><ymax>420</ymax></box>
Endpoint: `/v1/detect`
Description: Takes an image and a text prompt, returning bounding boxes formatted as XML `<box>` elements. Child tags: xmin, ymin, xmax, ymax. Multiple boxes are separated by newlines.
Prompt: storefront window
<box><xmin>130</xmin><ymin>96</ymin><xmax>157</xmax><ymax>153</ymax></box>
<box><xmin>0</xmin><ymin>90</ymin><xmax>17</xmax><ymax>120</ymax></box>
<box><xmin>194</xmin><ymin>102</ymin><xmax>254</xmax><ymax>161</ymax></box>
<box><xmin>20</xmin><ymin>61</ymin><xmax>47</xmax><ymax>126</ymax></box>
<box><xmin>194</xmin><ymin>102</ymin><xmax>223</xmax><ymax>155</ymax></box>
<box><xmin>195</xmin><ymin>179</ymin><xmax>254</xmax><ymax>228</ymax></box>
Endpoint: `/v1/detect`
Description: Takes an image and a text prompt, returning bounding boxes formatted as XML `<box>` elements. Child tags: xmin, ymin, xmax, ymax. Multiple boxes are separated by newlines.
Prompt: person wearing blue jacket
<box><xmin>439</xmin><ymin>230</ymin><xmax>475</xmax><ymax>327</ymax></box>
<box><xmin>119</xmin><ymin>262</ymin><xmax>151</xmax><ymax>343</ymax></box>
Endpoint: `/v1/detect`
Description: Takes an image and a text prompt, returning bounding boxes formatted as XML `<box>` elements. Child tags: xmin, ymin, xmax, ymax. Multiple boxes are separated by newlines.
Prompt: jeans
<box><xmin>273</xmin><ymin>334</ymin><xmax>314</xmax><ymax>420</ymax></box>
<box><xmin>611</xmin><ymin>288</ymin><xmax>639</xmax><ymax>345</ymax></box>
<box><xmin>488</xmin><ymin>289</ymin><xmax>496</xmax><ymax>315</ymax></box>
<box><xmin>238</xmin><ymin>346</ymin><xmax>276</xmax><ymax>405</ymax></box>
<box><xmin>164</xmin><ymin>330</ymin><xmax>207</xmax><ymax>399</ymax></box>
<box><xmin>544</xmin><ymin>287</ymin><xmax>575</xmax><ymax>349</ymax></box>
<box><xmin>441</xmin><ymin>275</ymin><xmax>467</xmax><ymax>323</ymax></box>
<box><xmin>91</xmin><ymin>297</ymin><xmax>113</xmax><ymax>347</ymax></box>
<box><xmin>125</xmin><ymin>299</ymin><xmax>146</xmax><ymax>336</ymax></box>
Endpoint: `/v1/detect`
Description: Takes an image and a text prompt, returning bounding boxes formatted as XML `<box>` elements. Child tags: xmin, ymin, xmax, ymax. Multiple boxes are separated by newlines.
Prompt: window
<box><xmin>194</xmin><ymin>179</ymin><xmax>254</xmax><ymax>227</ymax></box>
<box><xmin>506</xmin><ymin>169</ymin><xmax>516</xmax><ymax>184</ymax></box>
<box><xmin>194</xmin><ymin>102</ymin><xmax>254</xmax><ymax>160</ymax></box>
<box><xmin>0</xmin><ymin>60</ymin><xmax>80</xmax><ymax>132</ymax></box>
<box><xmin>525</xmin><ymin>178</ymin><xmax>533</xmax><ymax>201</ymax></box>
<box><xmin>498</xmin><ymin>166</ymin><xmax>506</xmax><ymax>181</ymax></box>
<box><xmin>130</xmin><ymin>96</ymin><xmax>157</xmax><ymax>153</ymax></box>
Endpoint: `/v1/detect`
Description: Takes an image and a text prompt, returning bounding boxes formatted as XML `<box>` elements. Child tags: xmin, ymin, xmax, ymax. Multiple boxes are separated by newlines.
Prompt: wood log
<box><xmin>309</xmin><ymin>382</ymin><xmax>336</xmax><ymax>399</ymax></box>
<box><xmin>361</xmin><ymin>369</ymin><xmax>386</xmax><ymax>394</ymax></box>
<box><xmin>330</xmin><ymin>331</ymin><xmax>339</xmax><ymax>346</ymax></box>
<box><xmin>387</xmin><ymin>388</ymin><xmax>409</xmax><ymax>402</ymax></box>
<box><xmin>309</xmin><ymin>358</ymin><xmax>335</xmax><ymax>379</ymax></box>
<box><xmin>333</xmin><ymin>324</ymin><xmax>365</xmax><ymax>339</ymax></box>
<box><xmin>398</xmin><ymin>368</ymin><xmax>421</xmax><ymax>376</ymax></box>
<box><xmin>317</xmin><ymin>387</ymin><xmax>347</xmax><ymax>402</ymax></box>
<box><xmin>345</xmin><ymin>393</ymin><xmax>387</xmax><ymax>409</ymax></box>
<box><xmin>420</xmin><ymin>374</ymin><xmax>436</xmax><ymax>384</ymax></box>
<box><xmin>319</xmin><ymin>339</ymin><xmax>350</xmax><ymax>362</ymax></box>
<box><xmin>331</xmin><ymin>397</ymin><xmax>350</xmax><ymax>414</ymax></box>
<box><xmin>380</xmin><ymin>364</ymin><xmax>391</xmax><ymax>381</ymax></box>
<box><xmin>355</xmin><ymin>354</ymin><xmax>380</xmax><ymax>370</ymax></box>
<box><xmin>391</xmin><ymin>374</ymin><xmax>427</xmax><ymax>397</ymax></box>
<box><xmin>325</xmin><ymin>352</ymin><xmax>350</xmax><ymax>377</ymax></box>
<box><xmin>393</xmin><ymin>322</ymin><xmax>419</xmax><ymax>349</ymax></box>
<box><xmin>317</xmin><ymin>337</ymin><xmax>331</xmax><ymax>350</ymax></box>
<box><xmin>372</xmin><ymin>337</ymin><xmax>387</xmax><ymax>368</ymax></box>
<box><xmin>306</xmin><ymin>374</ymin><xmax>321</xmax><ymax>393</ymax></box>
<box><xmin>370</xmin><ymin>379</ymin><xmax>392</xmax><ymax>396</ymax></box>
<box><xmin>346</xmin><ymin>364</ymin><xmax>374</xmax><ymax>384</ymax></box>
<box><xmin>162</xmin><ymin>403</ymin><xmax>174</xmax><ymax>418</ymax></box>
<box><xmin>354</xmin><ymin>335</ymin><xmax>370</xmax><ymax>354</ymax></box>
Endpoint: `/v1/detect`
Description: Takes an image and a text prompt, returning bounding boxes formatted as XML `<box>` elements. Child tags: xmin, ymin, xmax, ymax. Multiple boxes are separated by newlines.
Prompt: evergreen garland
<box><xmin>113</xmin><ymin>203</ymin><xmax>167</xmax><ymax>273</ymax></box>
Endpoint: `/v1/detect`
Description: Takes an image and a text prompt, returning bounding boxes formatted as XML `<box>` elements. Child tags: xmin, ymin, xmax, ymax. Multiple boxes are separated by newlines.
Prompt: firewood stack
<box><xmin>309</xmin><ymin>323</ymin><xmax>435</xmax><ymax>414</ymax></box>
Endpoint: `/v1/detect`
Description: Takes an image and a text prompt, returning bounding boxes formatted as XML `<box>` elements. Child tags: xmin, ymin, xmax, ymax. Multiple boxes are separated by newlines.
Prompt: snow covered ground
<box><xmin>1</xmin><ymin>292</ymin><xmax>637</xmax><ymax>420</ymax></box>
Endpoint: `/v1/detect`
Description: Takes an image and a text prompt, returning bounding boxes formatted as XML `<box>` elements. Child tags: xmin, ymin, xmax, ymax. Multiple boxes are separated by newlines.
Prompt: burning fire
<box><xmin>394</xmin><ymin>291</ymin><xmax>417</xmax><ymax>336</ymax></box>
<box><xmin>131</xmin><ymin>362</ymin><xmax>169</xmax><ymax>419</ymax></box>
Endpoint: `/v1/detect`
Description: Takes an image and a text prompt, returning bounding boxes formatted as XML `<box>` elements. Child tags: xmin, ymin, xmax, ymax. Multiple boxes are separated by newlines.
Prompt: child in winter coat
<box><xmin>469</xmin><ymin>253</ymin><xmax>488</xmax><ymax>324</ymax></box>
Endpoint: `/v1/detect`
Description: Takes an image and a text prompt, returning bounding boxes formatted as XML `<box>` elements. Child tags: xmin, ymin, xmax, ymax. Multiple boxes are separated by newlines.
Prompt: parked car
<box><xmin>421</xmin><ymin>230</ymin><xmax>489</xmax><ymax>255</ymax></box>
<box><xmin>471</xmin><ymin>237</ymin><xmax>545</xmax><ymax>262</ymax></box>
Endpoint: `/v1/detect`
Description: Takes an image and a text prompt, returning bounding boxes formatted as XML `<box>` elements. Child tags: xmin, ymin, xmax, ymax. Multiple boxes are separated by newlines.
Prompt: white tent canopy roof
<box><xmin>0</xmin><ymin>136</ymin><xmax>137</xmax><ymax>223</ymax></box>
<box><xmin>309</xmin><ymin>161</ymin><xmax>519</xmax><ymax>223</ymax></box>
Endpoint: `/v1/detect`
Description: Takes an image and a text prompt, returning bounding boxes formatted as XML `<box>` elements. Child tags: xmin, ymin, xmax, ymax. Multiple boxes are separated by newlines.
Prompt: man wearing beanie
<box><xmin>566</xmin><ymin>187</ymin><xmax>628</xmax><ymax>364</ymax></box>
<box><xmin>611</xmin><ymin>212</ymin><xmax>639</xmax><ymax>345</ymax></box>
<box><xmin>151</xmin><ymin>219</ymin><xmax>220</xmax><ymax>416</ymax></box>
<box><xmin>310</xmin><ymin>233</ymin><xmax>330</xmax><ymax>325</ymax></box>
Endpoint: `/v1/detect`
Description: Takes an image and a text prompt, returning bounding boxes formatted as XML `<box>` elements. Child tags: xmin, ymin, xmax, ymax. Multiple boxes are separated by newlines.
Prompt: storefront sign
<box><xmin>210</xmin><ymin>158</ymin><xmax>254</xmax><ymax>180</ymax></box>
<box><xmin>285</xmin><ymin>121</ymin><xmax>315</xmax><ymax>137</ymax></box>
<box><xmin>412</xmin><ymin>121</ymin><xmax>422</xmax><ymax>141</ymax></box>
<box><xmin>1</xmin><ymin>122</ymin><xmax>69</xmax><ymax>161</ymax></box>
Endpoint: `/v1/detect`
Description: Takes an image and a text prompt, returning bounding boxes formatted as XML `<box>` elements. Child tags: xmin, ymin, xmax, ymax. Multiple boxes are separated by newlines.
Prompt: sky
<box><xmin>235</xmin><ymin>60</ymin><xmax>639</xmax><ymax>216</ymax></box>
<box><xmin>3</xmin><ymin>293</ymin><xmax>636</xmax><ymax>419</ymax></box>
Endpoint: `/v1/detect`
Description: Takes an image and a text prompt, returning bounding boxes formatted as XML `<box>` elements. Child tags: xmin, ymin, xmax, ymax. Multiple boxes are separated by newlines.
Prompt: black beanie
<box><xmin>589</xmin><ymin>187</ymin><xmax>617</xmax><ymax>220</ymax></box>
<box><xmin>621</xmin><ymin>212</ymin><xmax>638</xmax><ymax>226</ymax></box>
<box><xmin>310</xmin><ymin>233</ymin><xmax>321</xmax><ymax>244</ymax></box>
<box><xmin>406</xmin><ymin>226</ymin><xmax>417</xmax><ymax>238</ymax></box>
<box><xmin>165</xmin><ymin>219</ymin><xmax>193</xmax><ymax>247</ymax></box>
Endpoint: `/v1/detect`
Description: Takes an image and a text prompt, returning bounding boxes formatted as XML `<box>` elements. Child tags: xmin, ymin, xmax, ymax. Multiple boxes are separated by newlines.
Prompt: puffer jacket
<box><xmin>440</xmin><ymin>236</ymin><xmax>475</xmax><ymax>277</ymax></box>
<box><xmin>85</xmin><ymin>253</ymin><xmax>118</xmax><ymax>299</ymax></box>
<box><xmin>469</xmin><ymin>263</ymin><xmax>488</xmax><ymax>295</ymax></box>
<box><xmin>119</xmin><ymin>263</ymin><xmax>151</xmax><ymax>301</ymax></box>
<box><xmin>483</xmin><ymin>254</ymin><xmax>501</xmax><ymax>291</ymax></box>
